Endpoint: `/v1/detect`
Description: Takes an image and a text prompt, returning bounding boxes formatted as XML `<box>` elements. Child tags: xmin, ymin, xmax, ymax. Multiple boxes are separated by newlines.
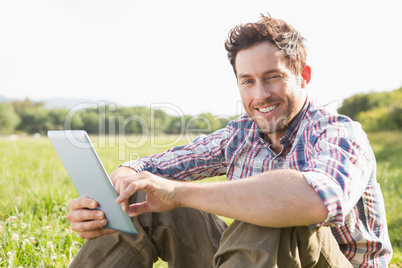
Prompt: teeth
<box><xmin>258</xmin><ymin>105</ymin><xmax>277</xmax><ymax>113</ymax></box>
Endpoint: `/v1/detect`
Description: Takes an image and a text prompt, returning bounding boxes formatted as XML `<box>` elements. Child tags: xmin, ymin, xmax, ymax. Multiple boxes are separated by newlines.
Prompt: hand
<box><xmin>67</xmin><ymin>196</ymin><xmax>116</xmax><ymax>239</ymax></box>
<box><xmin>110</xmin><ymin>166</ymin><xmax>138</xmax><ymax>190</ymax></box>
<box><xmin>116</xmin><ymin>171</ymin><xmax>182</xmax><ymax>217</ymax></box>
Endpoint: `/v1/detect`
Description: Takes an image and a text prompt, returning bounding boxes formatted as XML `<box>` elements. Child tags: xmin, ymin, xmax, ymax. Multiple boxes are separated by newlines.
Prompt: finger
<box><xmin>78</xmin><ymin>227</ymin><xmax>117</xmax><ymax>240</ymax></box>
<box><xmin>114</xmin><ymin>172</ymin><xmax>140</xmax><ymax>195</ymax></box>
<box><xmin>114</xmin><ymin>174</ymin><xmax>133</xmax><ymax>195</ymax></box>
<box><xmin>123</xmin><ymin>199</ymin><xmax>130</xmax><ymax>212</ymax></box>
<box><xmin>114</xmin><ymin>179</ymin><xmax>121</xmax><ymax>194</ymax></box>
<box><xmin>114</xmin><ymin>175</ymin><xmax>128</xmax><ymax>195</ymax></box>
<box><xmin>116</xmin><ymin>172</ymin><xmax>153</xmax><ymax>211</ymax></box>
<box><xmin>118</xmin><ymin>177</ymin><xmax>151</xmax><ymax>211</ymax></box>
<box><xmin>67</xmin><ymin>208</ymin><xmax>105</xmax><ymax>223</ymax></box>
<box><xmin>127</xmin><ymin>202</ymin><xmax>149</xmax><ymax>217</ymax></box>
<box><xmin>110</xmin><ymin>167</ymin><xmax>137</xmax><ymax>181</ymax></box>
<box><xmin>71</xmin><ymin>218</ymin><xmax>108</xmax><ymax>233</ymax></box>
<box><xmin>116</xmin><ymin>182</ymin><xmax>137</xmax><ymax>208</ymax></box>
<box><xmin>69</xmin><ymin>196</ymin><xmax>98</xmax><ymax>210</ymax></box>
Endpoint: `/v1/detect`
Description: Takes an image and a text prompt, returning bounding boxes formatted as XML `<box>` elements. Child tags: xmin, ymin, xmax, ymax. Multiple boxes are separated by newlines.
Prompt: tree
<box><xmin>152</xmin><ymin>109</ymin><xmax>171</xmax><ymax>134</ymax></box>
<box><xmin>17</xmin><ymin>106</ymin><xmax>51</xmax><ymax>134</ymax></box>
<box><xmin>0</xmin><ymin>102</ymin><xmax>20</xmax><ymax>134</ymax></box>
<box><xmin>339</xmin><ymin>86</ymin><xmax>402</xmax><ymax>132</ymax></box>
<box><xmin>80</xmin><ymin>109</ymin><xmax>100</xmax><ymax>134</ymax></box>
<box><xmin>338</xmin><ymin>93</ymin><xmax>371</xmax><ymax>120</ymax></box>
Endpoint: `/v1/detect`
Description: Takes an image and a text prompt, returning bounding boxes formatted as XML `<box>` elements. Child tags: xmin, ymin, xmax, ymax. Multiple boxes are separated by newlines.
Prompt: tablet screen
<box><xmin>48</xmin><ymin>130</ymin><xmax>138</xmax><ymax>235</ymax></box>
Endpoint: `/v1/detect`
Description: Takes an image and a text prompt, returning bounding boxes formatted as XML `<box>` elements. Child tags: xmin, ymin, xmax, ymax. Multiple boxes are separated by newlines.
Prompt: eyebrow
<box><xmin>237</xmin><ymin>68</ymin><xmax>283</xmax><ymax>79</ymax></box>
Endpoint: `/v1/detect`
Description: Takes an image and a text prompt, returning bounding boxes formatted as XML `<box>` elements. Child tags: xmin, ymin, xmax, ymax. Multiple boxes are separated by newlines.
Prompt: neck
<box><xmin>267</xmin><ymin>132</ymin><xmax>283</xmax><ymax>155</ymax></box>
<box><xmin>260</xmin><ymin>131</ymin><xmax>283</xmax><ymax>155</ymax></box>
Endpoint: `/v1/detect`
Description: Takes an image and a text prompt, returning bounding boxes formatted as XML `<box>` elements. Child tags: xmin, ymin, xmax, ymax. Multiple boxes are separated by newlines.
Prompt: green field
<box><xmin>0</xmin><ymin>133</ymin><xmax>401</xmax><ymax>267</ymax></box>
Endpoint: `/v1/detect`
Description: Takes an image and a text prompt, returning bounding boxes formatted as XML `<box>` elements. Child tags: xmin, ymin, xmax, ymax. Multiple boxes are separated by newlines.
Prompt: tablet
<box><xmin>48</xmin><ymin>130</ymin><xmax>138</xmax><ymax>235</ymax></box>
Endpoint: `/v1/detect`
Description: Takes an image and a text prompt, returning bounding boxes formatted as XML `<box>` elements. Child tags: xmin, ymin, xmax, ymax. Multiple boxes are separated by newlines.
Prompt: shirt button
<box><xmin>273</xmin><ymin>159</ymin><xmax>278</xmax><ymax>164</ymax></box>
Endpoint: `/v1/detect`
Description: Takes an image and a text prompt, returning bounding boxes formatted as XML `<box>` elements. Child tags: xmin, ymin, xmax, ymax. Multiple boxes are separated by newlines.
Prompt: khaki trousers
<box><xmin>69</xmin><ymin>191</ymin><xmax>352</xmax><ymax>268</ymax></box>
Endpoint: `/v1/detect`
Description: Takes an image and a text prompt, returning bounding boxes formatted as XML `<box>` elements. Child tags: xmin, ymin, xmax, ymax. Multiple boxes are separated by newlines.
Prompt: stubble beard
<box><xmin>253</xmin><ymin>98</ymin><xmax>295</xmax><ymax>135</ymax></box>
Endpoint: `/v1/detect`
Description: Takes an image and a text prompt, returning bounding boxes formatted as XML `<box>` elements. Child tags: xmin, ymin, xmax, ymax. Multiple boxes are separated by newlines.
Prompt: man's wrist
<box><xmin>118</xmin><ymin>166</ymin><xmax>138</xmax><ymax>172</ymax></box>
<box><xmin>175</xmin><ymin>182</ymin><xmax>199</xmax><ymax>209</ymax></box>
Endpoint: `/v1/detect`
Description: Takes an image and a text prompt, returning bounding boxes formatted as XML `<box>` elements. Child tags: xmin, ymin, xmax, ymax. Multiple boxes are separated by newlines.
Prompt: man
<box><xmin>67</xmin><ymin>14</ymin><xmax>392</xmax><ymax>267</ymax></box>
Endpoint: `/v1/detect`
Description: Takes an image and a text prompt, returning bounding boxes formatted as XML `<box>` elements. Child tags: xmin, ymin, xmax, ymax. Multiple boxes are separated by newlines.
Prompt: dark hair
<box><xmin>225</xmin><ymin>13</ymin><xmax>307</xmax><ymax>75</ymax></box>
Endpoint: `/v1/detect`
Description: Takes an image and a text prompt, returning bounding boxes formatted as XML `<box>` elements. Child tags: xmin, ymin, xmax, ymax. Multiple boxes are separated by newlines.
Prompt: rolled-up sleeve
<box><xmin>301</xmin><ymin>116</ymin><xmax>375</xmax><ymax>227</ymax></box>
<box><xmin>119</xmin><ymin>128</ymin><xmax>230</xmax><ymax>181</ymax></box>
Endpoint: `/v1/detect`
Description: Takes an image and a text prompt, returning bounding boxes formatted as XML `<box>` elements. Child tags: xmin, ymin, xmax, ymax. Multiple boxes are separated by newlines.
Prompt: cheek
<box><xmin>239</xmin><ymin>90</ymin><xmax>252</xmax><ymax>104</ymax></box>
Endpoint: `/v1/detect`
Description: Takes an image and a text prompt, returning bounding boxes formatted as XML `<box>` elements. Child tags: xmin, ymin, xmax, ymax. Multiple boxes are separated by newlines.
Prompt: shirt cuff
<box><xmin>302</xmin><ymin>171</ymin><xmax>345</xmax><ymax>227</ymax></box>
<box><xmin>118</xmin><ymin>160</ymin><xmax>146</xmax><ymax>173</ymax></box>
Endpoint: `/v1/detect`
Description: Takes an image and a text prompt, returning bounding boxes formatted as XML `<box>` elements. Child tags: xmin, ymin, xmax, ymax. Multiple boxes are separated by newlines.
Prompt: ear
<box><xmin>301</xmin><ymin>65</ymin><xmax>311</xmax><ymax>89</ymax></box>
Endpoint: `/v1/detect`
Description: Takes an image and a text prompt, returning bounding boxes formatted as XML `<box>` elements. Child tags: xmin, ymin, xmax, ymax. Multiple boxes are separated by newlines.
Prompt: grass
<box><xmin>0</xmin><ymin>132</ymin><xmax>400</xmax><ymax>267</ymax></box>
<box><xmin>367</xmin><ymin>132</ymin><xmax>402</xmax><ymax>267</ymax></box>
<box><xmin>0</xmin><ymin>137</ymin><xmax>77</xmax><ymax>267</ymax></box>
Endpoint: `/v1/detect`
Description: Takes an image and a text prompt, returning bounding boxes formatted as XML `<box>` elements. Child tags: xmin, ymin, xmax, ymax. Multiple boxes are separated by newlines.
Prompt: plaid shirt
<box><xmin>122</xmin><ymin>99</ymin><xmax>392</xmax><ymax>267</ymax></box>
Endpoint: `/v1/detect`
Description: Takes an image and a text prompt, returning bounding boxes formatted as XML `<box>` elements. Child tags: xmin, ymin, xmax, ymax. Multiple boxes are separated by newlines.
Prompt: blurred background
<box><xmin>1</xmin><ymin>0</ymin><xmax>401</xmax><ymax>117</ymax></box>
<box><xmin>0</xmin><ymin>1</ymin><xmax>401</xmax><ymax>266</ymax></box>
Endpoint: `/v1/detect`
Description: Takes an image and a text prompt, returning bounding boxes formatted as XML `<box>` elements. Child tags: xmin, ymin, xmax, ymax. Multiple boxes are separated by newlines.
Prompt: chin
<box><xmin>256</xmin><ymin>120</ymin><xmax>289</xmax><ymax>135</ymax></box>
<box><xmin>256</xmin><ymin>125</ymin><xmax>279</xmax><ymax>134</ymax></box>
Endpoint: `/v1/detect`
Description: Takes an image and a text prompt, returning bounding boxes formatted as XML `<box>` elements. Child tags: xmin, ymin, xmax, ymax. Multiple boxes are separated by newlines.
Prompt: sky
<box><xmin>0</xmin><ymin>0</ymin><xmax>401</xmax><ymax>116</ymax></box>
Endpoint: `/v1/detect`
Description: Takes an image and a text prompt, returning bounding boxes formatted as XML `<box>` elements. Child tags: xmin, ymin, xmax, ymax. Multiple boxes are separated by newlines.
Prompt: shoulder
<box><xmin>297</xmin><ymin>101</ymin><xmax>376</xmax><ymax>173</ymax></box>
<box><xmin>226</xmin><ymin>113</ymin><xmax>255</xmax><ymax>130</ymax></box>
<box><xmin>189</xmin><ymin>114</ymin><xmax>255</xmax><ymax>146</ymax></box>
<box><xmin>301</xmin><ymin>101</ymin><xmax>369</xmax><ymax>147</ymax></box>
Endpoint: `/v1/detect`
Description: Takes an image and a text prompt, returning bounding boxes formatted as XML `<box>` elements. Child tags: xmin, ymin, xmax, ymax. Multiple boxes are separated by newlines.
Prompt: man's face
<box><xmin>235</xmin><ymin>41</ymin><xmax>308</xmax><ymax>138</ymax></box>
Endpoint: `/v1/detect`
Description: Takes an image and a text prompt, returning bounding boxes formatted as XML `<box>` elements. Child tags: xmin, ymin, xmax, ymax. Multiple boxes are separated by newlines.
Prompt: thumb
<box><xmin>127</xmin><ymin>201</ymin><xmax>150</xmax><ymax>217</ymax></box>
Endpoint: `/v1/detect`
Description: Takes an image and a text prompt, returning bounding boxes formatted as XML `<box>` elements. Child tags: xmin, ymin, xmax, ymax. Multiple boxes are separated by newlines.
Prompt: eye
<box><xmin>267</xmin><ymin>74</ymin><xmax>282</xmax><ymax>80</ymax></box>
<box><xmin>242</xmin><ymin>79</ymin><xmax>253</xmax><ymax>85</ymax></box>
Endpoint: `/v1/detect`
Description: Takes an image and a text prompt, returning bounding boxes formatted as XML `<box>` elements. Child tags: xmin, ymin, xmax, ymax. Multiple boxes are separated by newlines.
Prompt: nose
<box><xmin>254</xmin><ymin>80</ymin><xmax>270</xmax><ymax>102</ymax></box>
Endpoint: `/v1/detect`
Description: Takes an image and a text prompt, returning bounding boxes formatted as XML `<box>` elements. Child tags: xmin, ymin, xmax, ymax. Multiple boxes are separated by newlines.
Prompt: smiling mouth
<box><xmin>257</xmin><ymin>104</ymin><xmax>279</xmax><ymax>113</ymax></box>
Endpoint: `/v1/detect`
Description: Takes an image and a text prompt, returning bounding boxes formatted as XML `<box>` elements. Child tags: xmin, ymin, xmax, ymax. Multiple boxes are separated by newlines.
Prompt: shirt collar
<box><xmin>281</xmin><ymin>96</ymin><xmax>310</xmax><ymax>144</ymax></box>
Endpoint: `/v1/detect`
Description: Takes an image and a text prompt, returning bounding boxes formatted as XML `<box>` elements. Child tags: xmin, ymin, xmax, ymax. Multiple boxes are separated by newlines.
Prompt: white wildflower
<box><xmin>47</xmin><ymin>241</ymin><xmax>54</xmax><ymax>250</ymax></box>
<box><xmin>12</xmin><ymin>233</ymin><xmax>19</xmax><ymax>241</ymax></box>
<box><xmin>21</xmin><ymin>222</ymin><xmax>27</xmax><ymax>229</ymax></box>
<box><xmin>30</xmin><ymin>236</ymin><xmax>36</xmax><ymax>243</ymax></box>
<box><xmin>6</xmin><ymin>216</ymin><xmax>18</xmax><ymax>223</ymax></box>
<box><xmin>0</xmin><ymin>225</ymin><xmax>3</xmax><ymax>233</ymax></box>
<box><xmin>7</xmin><ymin>251</ymin><xmax>13</xmax><ymax>259</ymax></box>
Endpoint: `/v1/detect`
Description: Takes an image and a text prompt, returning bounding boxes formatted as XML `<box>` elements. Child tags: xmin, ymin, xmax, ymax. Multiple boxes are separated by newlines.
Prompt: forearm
<box><xmin>119</xmin><ymin>131</ymin><xmax>228</xmax><ymax>181</ymax></box>
<box><xmin>178</xmin><ymin>169</ymin><xmax>328</xmax><ymax>227</ymax></box>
